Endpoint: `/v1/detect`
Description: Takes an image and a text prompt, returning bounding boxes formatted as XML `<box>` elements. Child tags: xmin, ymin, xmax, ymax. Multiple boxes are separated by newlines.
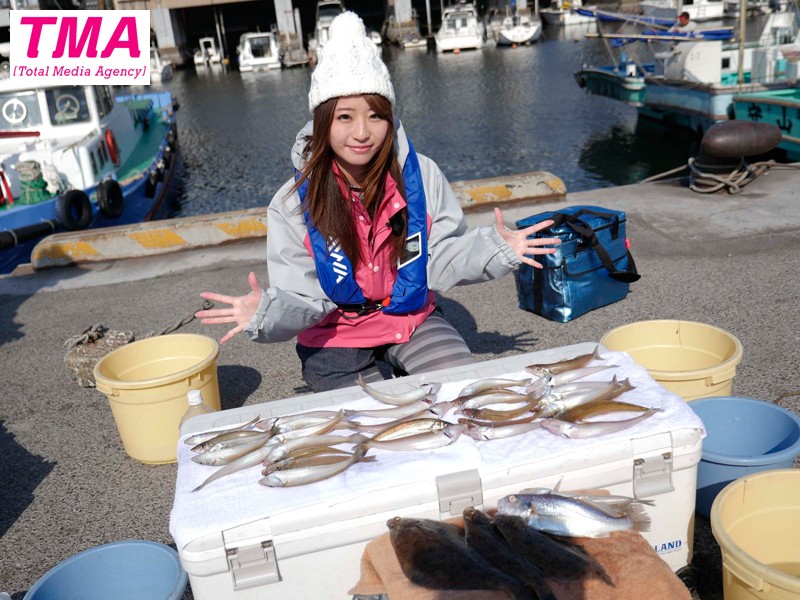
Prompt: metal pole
<box><xmin>737</xmin><ymin>0</ymin><xmax>747</xmax><ymax>84</ymax></box>
<box><xmin>426</xmin><ymin>0</ymin><xmax>432</xmax><ymax>35</ymax></box>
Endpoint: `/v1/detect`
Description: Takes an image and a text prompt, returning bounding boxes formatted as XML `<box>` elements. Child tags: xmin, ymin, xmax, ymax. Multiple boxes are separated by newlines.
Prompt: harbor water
<box><xmin>152</xmin><ymin>24</ymin><xmax>710</xmax><ymax>218</ymax></box>
<box><xmin>155</xmin><ymin>15</ymin><xmax>773</xmax><ymax>219</ymax></box>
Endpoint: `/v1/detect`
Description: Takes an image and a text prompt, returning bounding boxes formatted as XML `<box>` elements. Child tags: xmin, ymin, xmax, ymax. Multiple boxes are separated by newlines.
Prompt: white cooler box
<box><xmin>171</xmin><ymin>342</ymin><xmax>704</xmax><ymax>600</ymax></box>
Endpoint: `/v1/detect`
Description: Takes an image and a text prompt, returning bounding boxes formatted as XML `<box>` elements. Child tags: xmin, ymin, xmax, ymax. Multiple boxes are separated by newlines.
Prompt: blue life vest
<box><xmin>300</xmin><ymin>139</ymin><xmax>429</xmax><ymax>315</ymax></box>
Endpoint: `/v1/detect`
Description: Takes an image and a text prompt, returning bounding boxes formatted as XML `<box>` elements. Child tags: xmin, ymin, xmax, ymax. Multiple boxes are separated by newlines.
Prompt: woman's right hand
<box><xmin>196</xmin><ymin>272</ymin><xmax>264</xmax><ymax>344</ymax></box>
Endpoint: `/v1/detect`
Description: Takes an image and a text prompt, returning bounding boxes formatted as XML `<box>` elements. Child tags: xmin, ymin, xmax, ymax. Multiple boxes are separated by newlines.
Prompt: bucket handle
<box><xmin>706</xmin><ymin>366</ymin><xmax>737</xmax><ymax>386</ymax></box>
<box><xmin>95</xmin><ymin>382</ymin><xmax>120</xmax><ymax>397</ymax></box>
<box><xmin>724</xmin><ymin>556</ymin><xmax>765</xmax><ymax>592</ymax></box>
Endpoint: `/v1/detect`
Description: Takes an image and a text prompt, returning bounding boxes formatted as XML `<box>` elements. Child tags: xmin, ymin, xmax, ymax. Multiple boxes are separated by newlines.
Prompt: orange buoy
<box><xmin>105</xmin><ymin>130</ymin><xmax>120</xmax><ymax>166</ymax></box>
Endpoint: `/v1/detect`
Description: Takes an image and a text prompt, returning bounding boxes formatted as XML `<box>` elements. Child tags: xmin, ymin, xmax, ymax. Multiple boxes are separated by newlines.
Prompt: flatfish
<box><xmin>387</xmin><ymin>517</ymin><xmax>534</xmax><ymax>599</ymax></box>
<box><xmin>462</xmin><ymin>508</ymin><xmax>557</xmax><ymax>600</ymax></box>
<box><xmin>492</xmin><ymin>513</ymin><xmax>613</xmax><ymax>585</ymax></box>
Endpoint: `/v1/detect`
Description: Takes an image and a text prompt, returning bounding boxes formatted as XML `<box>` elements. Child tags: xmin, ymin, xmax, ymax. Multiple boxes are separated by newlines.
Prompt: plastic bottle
<box><xmin>179</xmin><ymin>389</ymin><xmax>215</xmax><ymax>428</ymax></box>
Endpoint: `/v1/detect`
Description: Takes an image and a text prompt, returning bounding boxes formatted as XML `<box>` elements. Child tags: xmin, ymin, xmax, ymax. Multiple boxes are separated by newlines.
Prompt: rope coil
<box><xmin>639</xmin><ymin>159</ymin><xmax>800</xmax><ymax>194</ymax></box>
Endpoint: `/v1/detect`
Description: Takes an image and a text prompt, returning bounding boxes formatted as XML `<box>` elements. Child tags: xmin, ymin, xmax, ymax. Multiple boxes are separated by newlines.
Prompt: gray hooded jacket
<box><xmin>245</xmin><ymin>119</ymin><xmax>520</xmax><ymax>343</ymax></box>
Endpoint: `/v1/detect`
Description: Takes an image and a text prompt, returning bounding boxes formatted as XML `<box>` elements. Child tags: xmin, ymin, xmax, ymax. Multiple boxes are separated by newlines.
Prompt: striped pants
<box><xmin>296</xmin><ymin>310</ymin><xmax>475</xmax><ymax>393</ymax></box>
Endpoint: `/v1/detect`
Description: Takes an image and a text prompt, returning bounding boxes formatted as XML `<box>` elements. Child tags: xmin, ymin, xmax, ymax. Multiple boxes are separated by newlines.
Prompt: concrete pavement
<box><xmin>1</xmin><ymin>164</ymin><xmax>799</xmax><ymax>599</ymax></box>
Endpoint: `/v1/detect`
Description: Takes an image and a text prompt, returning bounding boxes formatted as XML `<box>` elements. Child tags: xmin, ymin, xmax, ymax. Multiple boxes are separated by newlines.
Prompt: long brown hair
<box><xmin>292</xmin><ymin>94</ymin><xmax>407</xmax><ymax>271</ymax></box>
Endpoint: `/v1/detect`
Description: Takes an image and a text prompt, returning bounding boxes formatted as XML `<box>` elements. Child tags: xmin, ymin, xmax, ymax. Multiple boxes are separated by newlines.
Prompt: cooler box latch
<box><xmin>633</xmin><ymin>452</ymin><xmax>674</xmax><ymax>498</ymax></box>
<box><xmin>436</xmin><ymin>469</ymin><xmax>484</xmax><ymax>517</ymax></box>
<box><xmin>226</xmin><ymin>540</ymin><xmax>280</xmax><ymax>590</ymax></box>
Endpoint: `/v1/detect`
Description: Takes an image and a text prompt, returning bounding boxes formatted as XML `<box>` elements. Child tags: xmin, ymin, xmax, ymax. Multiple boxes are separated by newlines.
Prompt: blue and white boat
<box><xmin>0</xmin><ymin>81</ymin><xmax>180</xmax><ymax>274</ymax></box>
<box><xmin>639</xmin><ymin>9</ymin><xmax>800</xmax><ymax>134</ymax></box>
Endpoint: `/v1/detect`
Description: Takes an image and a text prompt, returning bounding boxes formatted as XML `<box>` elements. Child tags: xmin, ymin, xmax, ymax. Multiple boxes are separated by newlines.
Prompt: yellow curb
<box><xmin>30</xmin><ymin>172</ymin><xmax>565</xmax><ymax>269</ymax></box>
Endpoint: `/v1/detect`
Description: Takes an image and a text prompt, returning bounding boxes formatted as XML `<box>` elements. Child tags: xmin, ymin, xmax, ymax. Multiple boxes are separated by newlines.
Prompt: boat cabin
<box><xmin>0</xmin><ymin>81</ymin><xmax>141</xmax><ymax>202</ymax></box>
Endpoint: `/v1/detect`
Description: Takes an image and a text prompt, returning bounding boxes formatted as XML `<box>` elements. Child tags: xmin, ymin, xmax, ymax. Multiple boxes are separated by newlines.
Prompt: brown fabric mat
<box><xmin>349</xmin><ymin>516</ymin><xmax>691</xmax><ymax>600</ymax></box>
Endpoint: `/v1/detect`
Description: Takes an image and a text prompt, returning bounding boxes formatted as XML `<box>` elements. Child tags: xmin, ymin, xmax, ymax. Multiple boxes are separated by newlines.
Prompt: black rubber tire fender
<box><xmin>56</xmin><ymin>190</ymin><xmax>92</xmax><ymax>231</ymax></box>
<box><xmin>97</xmin><ymin>179</ymin><xmax>125</xmax><ymax>219</ymax></box>
<box><xmin>145</xmin><ymin>170</ymin><xmax>158</xmax><ymax>198</ymax></box>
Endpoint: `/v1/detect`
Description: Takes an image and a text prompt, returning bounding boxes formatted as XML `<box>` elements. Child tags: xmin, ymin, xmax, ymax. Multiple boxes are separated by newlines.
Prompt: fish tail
<box><xmin>592</xmin><ymin>345</ymin><xmax>604</xmax><ymax>361</ymax></box>
<box><xmin>628</xmin><ymin>504</ymin><xmax>652</xmax><ymax>533</ymax></box>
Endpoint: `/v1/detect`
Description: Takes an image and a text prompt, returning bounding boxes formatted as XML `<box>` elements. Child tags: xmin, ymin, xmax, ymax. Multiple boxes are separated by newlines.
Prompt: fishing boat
<box><xmin>237</xmin><ymin>31</ymin><xmax>282</xmax><ymax>71</ymax></box>
<box><xmin>383</xmin><ymin>10</ymin><xmax>428</xmax><ymax>48</ymax></box>
<box><xmin>193</xmin><ymin>37</ymin><xmax>223</xmax><ymax>65</ymax></box>
<box><xmin>540</xmin><ymin>0</ymin><xmax>597</xmax><ymax>26</ymax></box>
<box><xmin>0</xmin><ymin>81</ymin><xmax>180</xmax><ymax>274</ymax></box>
<box><xmin>575</xmin><ymin>61</ymin><xmax>653</xmax><ymax>106</ymax></box>
<box><xmin>150</xmin><ymin>47</ymin><xmax>174</xmax><ymax>83</ymax></box>
<box><xmin>638</xmin><ymin>9</ymin><xmax>800</xmax><ymax>133</ymax></box>
<box><xmin>496</xmin><ymin>8</ymin><xmax>543</xmax><ymax>45</ymax></box>
<box><xmin>435</xmin><ymin>2</ymin><xmax>485</xmax><ymax>52</ymax></box>
<box><xmin>639</xmin><ymin>0</ymin><xmax>726</xmax><ymax>22</ymax></box>
<box><xmin>308</xmin><ymin>0</ymin><xmax>346</xmax><ymax>62</ymax></box>
<box><xmin>732</xmin><ymin>87</ymin><xmax>800</xmax><ymax>159</ymax></box>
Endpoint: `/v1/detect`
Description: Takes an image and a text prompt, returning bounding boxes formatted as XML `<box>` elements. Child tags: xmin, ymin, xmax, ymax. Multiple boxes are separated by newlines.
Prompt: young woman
<box><xmin>197</xmin><ymin>11</ymin><xmax>560</xmax><ymax>393</ymax></box>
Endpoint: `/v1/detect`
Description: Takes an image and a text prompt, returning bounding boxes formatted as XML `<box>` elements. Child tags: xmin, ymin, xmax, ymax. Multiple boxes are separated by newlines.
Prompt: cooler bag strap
<box><xmin>549</xmin><ymin>213</ymin><xmax>641</xmax><ymax>284</ymax></box>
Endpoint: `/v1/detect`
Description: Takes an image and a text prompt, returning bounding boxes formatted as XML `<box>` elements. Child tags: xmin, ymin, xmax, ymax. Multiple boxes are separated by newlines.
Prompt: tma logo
<box><xmin>10</xmin><ymin>10</ymin><xmax>150</xmax><ymax>85</ymax></box>
<box><xmin>653</xmin><ymin>539</ymin><xmax>683</xmax><ymax>554</ymax></box>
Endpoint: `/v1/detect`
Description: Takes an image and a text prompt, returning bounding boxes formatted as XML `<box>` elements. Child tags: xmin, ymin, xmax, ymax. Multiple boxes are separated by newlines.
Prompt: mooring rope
<box><xmin>64</xmin><ymin>300</ymin><xmax>215</xmax><ymax>350</ymax></box>
<box><xmin>639</xmin><ymin>159</ymin><xmax>800</xmax><ymax>194</ymax></box>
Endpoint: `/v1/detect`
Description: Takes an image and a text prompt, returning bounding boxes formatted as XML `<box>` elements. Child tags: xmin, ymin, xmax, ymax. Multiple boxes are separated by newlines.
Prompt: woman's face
<box><xmin>329</xmin><ymin>95</ymin><xmax>389</xmax><ymax>184</ymax></box>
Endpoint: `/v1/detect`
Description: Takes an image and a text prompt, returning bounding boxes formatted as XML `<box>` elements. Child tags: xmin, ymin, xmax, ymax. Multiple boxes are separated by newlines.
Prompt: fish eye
<box><xmin>508</xmin><ymin>495</ymin><xmax>516</xmax><ymax>502</ymax></box>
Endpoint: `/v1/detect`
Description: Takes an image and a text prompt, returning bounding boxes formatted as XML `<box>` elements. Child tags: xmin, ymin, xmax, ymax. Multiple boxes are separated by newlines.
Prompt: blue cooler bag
<box><xmin>515</xmin><ymin>205</ymin><xmax>640</xmax><ymax>322</ymax></box>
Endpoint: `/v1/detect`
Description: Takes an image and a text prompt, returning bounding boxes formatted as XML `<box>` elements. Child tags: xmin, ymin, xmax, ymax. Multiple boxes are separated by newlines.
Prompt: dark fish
<box><xmin>493</xmin><ymin>513</ymin><xmax>614</xmax><ymax>586</ymax></box>
<box><xmin>387</xmin><ymin>517</ymin><xmax>535</xmax><ymax>599</ymax></box>
<box><xmin>462</xmin><ymin>507</ymin><xmax>557</xmax><ymax>600</ymax></box>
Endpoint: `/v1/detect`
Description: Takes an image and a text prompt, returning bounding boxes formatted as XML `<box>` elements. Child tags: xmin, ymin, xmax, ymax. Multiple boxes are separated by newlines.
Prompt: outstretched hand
<box><xmin>494</xmin><ymin>207</ymin><xmax>561</xmax><ymax>268</ymax></box>
<box><xmin>196</xmin><ymin>272</ymin><xmax>264</xmax><ymax>344</ymax></box>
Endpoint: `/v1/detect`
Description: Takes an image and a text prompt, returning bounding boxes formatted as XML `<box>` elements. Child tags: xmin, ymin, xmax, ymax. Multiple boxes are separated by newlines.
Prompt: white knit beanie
<box><xmin>308</xmin><ymin>11</ymin><xmax>395</xmax><ymax>112</ymax></box>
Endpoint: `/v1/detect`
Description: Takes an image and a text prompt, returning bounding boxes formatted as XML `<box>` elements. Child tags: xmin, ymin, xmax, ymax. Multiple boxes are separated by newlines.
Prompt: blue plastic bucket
<box><xmin>692</xmin><ymin>397</ymin><xmax>800</xmax><ymax>519</ymax></box>
<box><xmin>23</xmin><ymin>541</ymin><xmax>188</xmax><ymax>600</ymax></box>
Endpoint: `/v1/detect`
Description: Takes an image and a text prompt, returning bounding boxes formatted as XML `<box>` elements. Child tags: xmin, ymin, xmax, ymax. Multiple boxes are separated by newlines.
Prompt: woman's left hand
<box><xmin>494</xmin><ymin>207</ymin><xmax>561</xmax><ymax>268</ymax></box>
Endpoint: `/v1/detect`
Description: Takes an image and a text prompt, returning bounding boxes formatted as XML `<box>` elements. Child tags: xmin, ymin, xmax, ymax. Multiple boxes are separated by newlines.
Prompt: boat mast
<box><xmin>737</xmin><ymin>0</ymin><xmax>747</xmax><ymax>83</ymax></box>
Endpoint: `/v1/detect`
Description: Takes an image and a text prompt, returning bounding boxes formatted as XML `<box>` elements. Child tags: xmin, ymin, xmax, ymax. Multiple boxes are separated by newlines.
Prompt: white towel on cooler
<box><xmin>169</xmin><ymin>351</ymin><xmax>705</xmax><ymax>550</ymax></box>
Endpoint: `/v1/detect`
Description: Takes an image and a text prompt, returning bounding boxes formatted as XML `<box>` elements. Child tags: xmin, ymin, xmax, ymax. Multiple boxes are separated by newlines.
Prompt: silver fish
<box><xmin>458</xmin><ymin>377</ymin><xmax>534</xmax><ymax>398</ymax></box>
<box><xmin>362</xmin><ymin>423</ymin><xmax>466</xmax><ymax>451</ymax></box>
<box><xmin>264</xmin><ymin>433</ymin><xmax>367</xmax><ymax>465</ymax></box>
<box><xmin>356</xmin><ymin>375</ymin><xmax>441</xmax><ymax>406</ymax></box>
<box><xmin>541</xmin><ymin>408</ymin><xmax>662</xmax><ymax>439</ymax></box>
<box><xmin>192</xmin><ymin>440</ymin><xmax>274</xmax><ymax>490</ymax></box>
<box><xmin>183</xmin><ymin>416</ymin><xmax>261</xmax><ymax>446</ymax></box>
<box><xmin>460</xmin><ymin>390</ymin><xmax>534</xmax><ymax>410</ymax></box>
<box><xmin>456</xmin><ymin>400</ymin><xmax>539</xmax><ymax>421</ymax></box>
<box><xmin>525</xmin><ymin>346</ymin><xmax>603</xmax><ymax>377</ymax></box>
<box><xmin>262</xmin><ymin>450</ymin><xmax>377</xmax><ymax>476</ymax></box>
<box><xmin>464</xmin><ymin>421</ymin><xmax>542</xmax><ymax>441</ymax></box>
<box><xmin>190</xmin><ymin>436</ymin><xmax>271</xmax><ymax>466</ymax></box>
<box><xmin>548</xmin><ymin>365</ymin><xmax>616</xmax><ymax>386</ymax></box>
<box><xmin>498</xmin><ymin>493</ymin><xmax>651</xmax><ymax>538</ymax></box>
<box><xmin>516</xmin><ymin>488</ymin><xmax>656</xmax><ymax>517</ymax></box>
<box><xmin>260</xmin><ymin>446</ymin><xmax>372</xmax><ymax>487</ymax></box>
<box><xmin>457</xmin><ymin>413</ymin><xmax>540</xmax><ymax>429</ymax></box>
<box><xmin>191</xmin><ymin>430</ymin><xmax>270</xmax><ymax>453</ymax></box>
<box><xmin>342</xmin><ymin>401</ymin><xmax>431</xmax><ymax>419</ymax></box>
<box><xmin>268</xmin><ymin>410</ymin><xmax>347</xmax><ymax>440</ymax></box>
<box><xmin>373</xmin><ymin>418</ymin><xmax>450</xmax><ymax>441</ymax></box>
<box><xmin>535</xmin><ymin>377</ymin><xmax>634</xmax><ymax>418</ymax></box>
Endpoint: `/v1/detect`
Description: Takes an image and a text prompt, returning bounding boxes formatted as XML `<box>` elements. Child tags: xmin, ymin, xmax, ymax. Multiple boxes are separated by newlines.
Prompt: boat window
<box><xmin>45</xmin><ymin>87</ymin><xmax>90</xmax><ymax>126</ymax></box>
<box><xmin>94</xmin><ymin>86</ymin><xmax>115</xmax><ymax>118</ymax></box>
<box><xmin>90</xmin><ymin>149</ymin><xmax>98</xmax><ymax>176</ymax></box>
<box><xmin>0</xmin><ymin>91</ymin><xmax>42</xmax><ymax>130</ymax></box>
<box><xmin>248</xmin><ymin>36</ymin><xmax>274</xmax><ymax>57</ymax></box>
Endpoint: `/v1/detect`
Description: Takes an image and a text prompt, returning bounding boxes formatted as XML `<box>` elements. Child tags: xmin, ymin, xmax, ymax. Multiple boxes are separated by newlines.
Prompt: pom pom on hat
<box><xmin>308</xmin><ymin>11</ymin><xmax>395</xmax><ymax>112</ymax></box>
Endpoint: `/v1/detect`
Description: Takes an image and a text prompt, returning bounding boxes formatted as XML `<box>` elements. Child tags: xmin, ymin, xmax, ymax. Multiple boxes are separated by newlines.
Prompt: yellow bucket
<box><xmin>93</xmin><ymin>334</ymin><xmax>221</xmax><ymax>464</ymax></box>
<box><xmin>711</xmin><ymin>469</ymin><xmax>800</xmax><ymax>600</ymax></box>
<box><xmin>599</xmin><ymin>319</ymin><xmax>743</xmax><ymax>401</ymax></box>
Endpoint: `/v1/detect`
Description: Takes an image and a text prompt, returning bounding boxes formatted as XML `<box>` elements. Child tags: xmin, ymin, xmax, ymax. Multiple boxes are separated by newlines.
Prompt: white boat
<box><xmin>540</xmin><ymin>0</ymin><xmax>598</xmax><ymax>26</ymax></box>
<box><xmin>435</xmin><ymin>3</ymin><xmax>485</xmax><ymax>53</ymax></box>
<box><xmin>0</xmin><ymin>79</ymin><xmax>180</xmax><ymax>274</ymax></box>
<box><xmin>237</xmin><ymin>32</ymin><xmax>282</xmax><ymax>72</ymax></box>
<box><xmin>308</xmin><ymin>0</ymin><xmax>346</xmax><ymax>63</ymax></box>
<box><xmin>639</xmin><ymin>0</ymin><xmax>725</xmax><ymax>22</ymax></box>
<box><xmin>383</xmin><ymin>11</ymin><xmax>428</xmax><ymax>48</ymax></box>
<box><xmin>723</xmin><ymin>0</ymin><xmax>786</xmax><ymax>17</ymax></box>
<box><xmin>496</xmin><ymin>9</ymin><xmax>543</xmax><ymax>45</ymax></box>
<box><xmin>150</xmin><ymin>47</ymin><xmax>173</xmax><ymax>83</ymax></box>
<box><xmin>193</xmin><ymin>37</ymin><xmax>222</xmax><ymax>66</ymax></box>
<box><xmin>639</xmin><ymin>10</ymin><xmax>800</xmax><ymax>133</ymax></box>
